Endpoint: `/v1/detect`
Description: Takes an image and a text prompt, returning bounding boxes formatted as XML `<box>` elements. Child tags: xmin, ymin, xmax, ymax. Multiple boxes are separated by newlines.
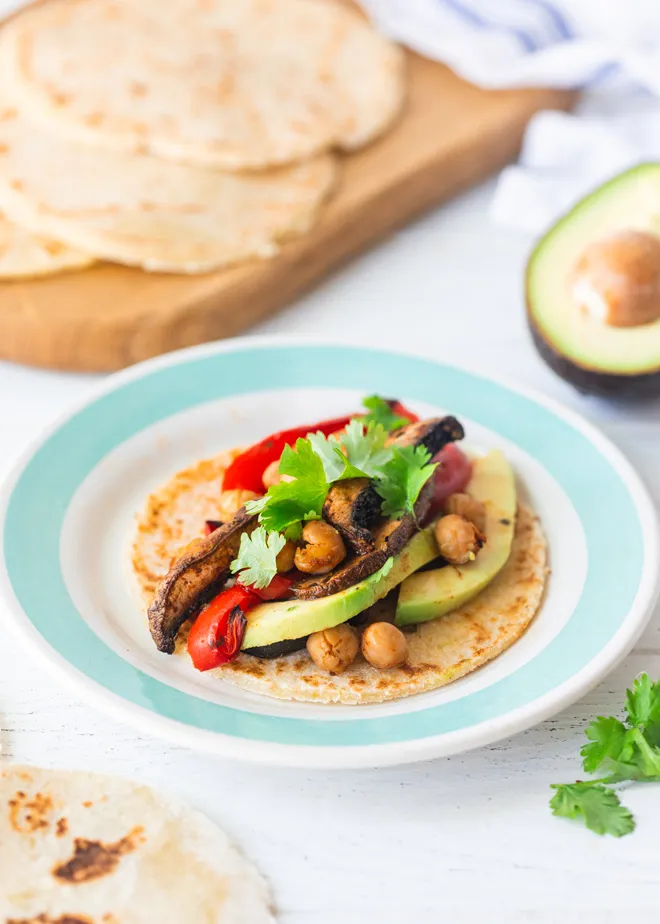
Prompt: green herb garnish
<box><xmin>245</xmin><ymin>438</ymin><xmax>329</xmax><ymax>533</ymax></box>
<box><xmin>361</xmin><ymin>395</ymin><xmax>409</xmax><ymax>431</ymax></box>
<box><xmin>309</xmin><ymin>420</ymin><xmax>392</xmax><ymax>482</ymax></box>
<box><xmin>229</xmin><ymin>526</ymin><xmax>286</xmax><ymax>589</ymax></box>
<box><xmin>374</xmin><ymin>444</ymin><xmax>437</xmax><ymax>519</ymax></box>
<box><xmin>550</xmin><ymin>783</ymin><xmax>634</xmax><ymax>837</ymax></box>
<box><xmin>550</xmin><ymin>673</ymin><xmax>660</xmax><ymax>837</ymax></box>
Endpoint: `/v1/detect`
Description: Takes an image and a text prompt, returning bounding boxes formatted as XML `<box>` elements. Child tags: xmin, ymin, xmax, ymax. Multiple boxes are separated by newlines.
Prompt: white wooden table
<box><xmin>2</xmin><ymin>182</ymin><xmax>659</xmax><ymax>922</ymax></box>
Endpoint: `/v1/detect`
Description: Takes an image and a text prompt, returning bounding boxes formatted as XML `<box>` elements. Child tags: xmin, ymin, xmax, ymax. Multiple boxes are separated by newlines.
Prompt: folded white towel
<box><xmin>358</xmin><ymin>0</ymin><xmax>660</xmax><ymax>232</ymax></box>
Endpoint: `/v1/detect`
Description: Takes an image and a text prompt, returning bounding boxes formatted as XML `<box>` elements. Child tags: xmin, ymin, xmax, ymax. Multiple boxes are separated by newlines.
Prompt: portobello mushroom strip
<box><xmin>148</xmin><ymin>508</ymin><xmax>257</xmax><ymax>653</ymax></box>
<box><xmin>322</xmin><ymin>415</ymin><xmax>464</xmax><ymax>556</ymax></box>
<box><xmin>296</xmin><ymin>416</ymin><xmax>465</xmax><ymax>600</ymax></box>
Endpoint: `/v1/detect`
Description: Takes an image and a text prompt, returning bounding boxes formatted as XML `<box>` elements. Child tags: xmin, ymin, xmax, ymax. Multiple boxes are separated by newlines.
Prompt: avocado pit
<box><xmin>570</xmin><ymin>230</ymin><xmax>660</xmax><ymax>329</ymax></box>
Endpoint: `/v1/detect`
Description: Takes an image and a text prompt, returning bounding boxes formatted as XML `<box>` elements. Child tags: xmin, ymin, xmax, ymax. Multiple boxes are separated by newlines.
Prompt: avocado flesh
<box><xmin>395</xmin><ymin>450</ymin><xmax>516</xmax><ymax>626</ymax></box>
<box><xmin>527</xmin><ymin>164</ymin><xmax>660</xmax><ymax>392</ymax></box>
<box><xmin>242</xmin><ymin>526</ymin><xmax>440</xmax><ymax>650</ymax></box>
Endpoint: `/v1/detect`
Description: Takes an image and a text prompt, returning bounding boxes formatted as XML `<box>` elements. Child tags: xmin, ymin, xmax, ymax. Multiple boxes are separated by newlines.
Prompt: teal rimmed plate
<box><xmin>1</xmin><ymin>338</ymin><xmax>658</xmax><ymax>768</ymax></box>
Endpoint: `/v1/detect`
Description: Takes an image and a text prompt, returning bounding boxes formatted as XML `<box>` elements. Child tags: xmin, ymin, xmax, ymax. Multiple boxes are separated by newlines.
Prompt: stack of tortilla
<box><xmin>0</xmin><ymin>0</ymin><xmax>404</xmax><ymax>278</ymax></box>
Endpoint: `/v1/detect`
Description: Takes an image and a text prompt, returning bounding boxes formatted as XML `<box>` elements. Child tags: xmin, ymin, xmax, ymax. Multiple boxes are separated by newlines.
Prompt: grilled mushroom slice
<box><xmin>148</xmin><ymin>507</ymin><xmax>257</xmax><ymax>653</ymax></box>
<box><xmin>294</xmin><ymin>479</ymin><xmax>435</xmax><ymax>600</ymax></box>
<box><xmin>322</xmin><ymin>477</ymin><xmax>380</xmax><ymax>555</ymax></box>
<box><xmin>386</xmin><ymin>415</ymin><xmax>465</xmax><ymax>454</ymax></box>
<box><xmin>321</xmin><ymin>416</ymin><xmax>464</xmax><ymax>556</ymax></box>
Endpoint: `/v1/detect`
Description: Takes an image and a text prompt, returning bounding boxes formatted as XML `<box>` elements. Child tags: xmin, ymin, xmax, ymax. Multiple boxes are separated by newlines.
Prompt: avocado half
<box><xmin>527</xmin><ymin>164</ymin><xmax>660</xmax><ymax>398</ymax></box>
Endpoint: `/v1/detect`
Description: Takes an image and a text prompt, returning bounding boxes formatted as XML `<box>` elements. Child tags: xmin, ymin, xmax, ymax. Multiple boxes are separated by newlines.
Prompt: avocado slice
<box><xmin>395</xmin><ymin>450</ymin><xmax>516</xmax><ymax>626</ymax></box>
<box><xmin>241</xmin><ymin>526</ymin><xmax>439</xmax><ymax>650</ymax></box>
<box><xmin>527</xmin><ymin>164</ymin><xmax>660</xmax><ymax>398</ymax></box>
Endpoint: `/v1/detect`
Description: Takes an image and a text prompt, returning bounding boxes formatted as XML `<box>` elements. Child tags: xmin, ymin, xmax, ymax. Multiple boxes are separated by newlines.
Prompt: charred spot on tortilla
<box><xmin>52</xmin><ymin>826</ymin><xmax>145</xmax><ymax>884</ymax></box>
<box><xmin>148</xmin><ymin>506</ymin><xmax>257</xmax><ymax>653</ymax></box>
<box><xmin>8</xmin><ymin>789</ymin><xmax>54</xmax><ymax>834</ymax></box>
<box><xmin>7</xmin><ymin>915</ymin><xmax>96</xmax><ymax>924</ymax></box>
<box><xmin>386</xmin><ymin>415</ymin><xmax>464</xmax><ymax>453</ymax></box>
<box><xmin>55</xmin><ymin>816</ymin><xmax>68</xmax><ymax>837</ymax></box>
<box><xmin>322</xmin><ymin>477</ymin><xmax>380</xmax><ymax>554</ymax></box>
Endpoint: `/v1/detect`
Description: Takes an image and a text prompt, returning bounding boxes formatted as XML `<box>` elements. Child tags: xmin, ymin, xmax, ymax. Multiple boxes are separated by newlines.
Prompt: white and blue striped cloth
<box><xmin>359</xmin><ymin>0</ymin><xmax>660</xmax><ymax>231</ymax></box>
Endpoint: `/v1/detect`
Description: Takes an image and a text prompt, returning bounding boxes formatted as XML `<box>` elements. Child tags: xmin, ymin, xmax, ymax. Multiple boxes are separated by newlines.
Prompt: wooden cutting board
<box><xmin>0</xmin><ymin>53</ymin><xmax>572</xmax><ymax>373</ymax></box>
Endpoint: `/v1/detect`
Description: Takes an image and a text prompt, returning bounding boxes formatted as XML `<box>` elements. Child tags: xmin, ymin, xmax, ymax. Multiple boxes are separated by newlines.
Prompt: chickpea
<box><xmin>276</xmin><ymin>539</ymin><xmax>296</xmax><ymax>573</ymax></box>
<box><xmin>262</xmin><ymin>460</ymin><xmax>295</xmax><ymax>490</ymax></box>
<box><xmin>307</xmin><ymin>624</ymin><xmax>359</xmax><ymax>674</ymax></box>
<box><xmin>217</xmin><ymin>488</ymin><xmax>259</xmax><ymax>521</ymax></box>
<box><xmin>361</xmin><ymin>622</ymin><xmax>408</xmax><ymax>669</ymax></box>
<box><xmin>294</xmin><ymin>520</ymin><xmax>347</xmax><ymax>574</ymax></box>
<box><xmin>434</xmin><ymin>514</ymin><xmax>483</xmax><ymax>565</ymax></box>
<box><xmin>445</xmin><ymin>492</ymin><xmax>486</xmax><ymax>532</ymax></box>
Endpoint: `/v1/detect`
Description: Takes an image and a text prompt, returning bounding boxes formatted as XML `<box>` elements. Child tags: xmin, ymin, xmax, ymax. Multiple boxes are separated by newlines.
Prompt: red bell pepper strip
<box><xmin>222</xmin><ymin>415</ymin><xmax>354</xmax><ymax>493</ymax></box>
<box><xmin>187</xmin><ymin>574</ymin><xmax>297</xmax><ymax>670</ymax></box>
<box><xmin>187</xmin><ymin>585</ymin><xmax>258</xmax><ymax>671</ymax></box>
<box><xmin>389</xmin><ymin>400</ymin><xmax>419</xmax><ymax>424</ymax></box>
<box><xmin>222</xmin><ymin>402</ymin><xmax>419</xmax><ymax>494</ymax></box>
<box><xmin>204</xmin><ymin>519</ymin><xmax>224</xmax><ymax>536</ymax></box>
<box><xmin>237</xmin><ymin>572</ymin><xmax>295</xmax><ymax>602</ymax></box>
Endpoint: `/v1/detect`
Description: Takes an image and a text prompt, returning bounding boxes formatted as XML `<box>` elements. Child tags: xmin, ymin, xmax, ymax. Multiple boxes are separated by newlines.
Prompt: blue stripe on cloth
<box><xmin>522</xmin><ymin>0</ymin><xmax>573</xmax><ymax>41</ymax></box>
<box><xmin>584</xmin><ymin>60</ymin><xmax>620</xmax><ymax>87</ymax></box>
<box><xmin>438</xmin><ymin>0</ymin><xmax>539</xmax><ymax>53</ymax></box>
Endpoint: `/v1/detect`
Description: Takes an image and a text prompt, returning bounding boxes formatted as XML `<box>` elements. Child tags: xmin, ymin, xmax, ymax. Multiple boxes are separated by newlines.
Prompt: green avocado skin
<box><xmin>529</xmin><ymin>323</ymin><xmax>660</xmax><ymax>399</ymax></box>
<box><xmin>241</xmin><ymin>527</ymin><xmax>440</xmax><ymax>650</ymax></box>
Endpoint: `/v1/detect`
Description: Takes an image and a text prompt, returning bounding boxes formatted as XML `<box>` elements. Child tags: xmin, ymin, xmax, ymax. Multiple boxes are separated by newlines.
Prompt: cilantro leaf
<box><xmin>552</xmin><ymin>673</ymin><xmax>660</xmax><ymax>837</ymax></box>
<box><xmin>308</xmin><ymin>431</ymin><xmax>345</xmax><ymax>481</ymax></box>
<box><xmin>374</xmin><ymin>444</ymin><xmax>437</xmax><ymax>519</ymax></box>
<box><xmin>626</xmin><ymin>673</ymin><xmax>660</xmax><ymax>743</ymax></box>
<box><xmin>278</xmin><ymin>438</ymin><xmax>326</xmax><ymax>484</ymax></box>
<box><xmin>309</xmin><ymin>420</ymin><xmax>393</xmax><ymax>482</ymax></box>
<box><xmin>247</xmin><ymin>438</ymin><xmax>329</xmax><ymax>533</ymax></box>
<box><xmin>229</xmin><ymin>526</ymin><xmax>285</xmax><ymax>589</ymax></box>
<box><xmin>581</xmin><ymin>716</ymin><xmax>628</xmax><ymax>774</ymax></box>
<box><xmin>549</xmin><ymin>783</ymin><xmax>635</xmax><ymax>837</ymax></box>
<box><xmin>361</xmin><ymin>395</ymin><xmax>409</xmax><ymax>432</ymax></box>
<box><xmin>622</xmin><ymin>727</ymin><xmax>660</xmax><ymax>780</ymax></box>
<box><xmin>341</xmin><ymin>420</ymin><xmax>392</xmax><ymax>477</ymax></box>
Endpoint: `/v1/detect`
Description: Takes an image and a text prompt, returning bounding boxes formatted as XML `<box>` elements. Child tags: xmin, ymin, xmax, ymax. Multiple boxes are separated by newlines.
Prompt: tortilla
<box><xmin>133</xmin><ymin>451</ymin><xmax>548</xmax><ymax>705</ymax></box>
<box><xmin>0</xmin><ymin>210</ymin><xmax>92</xmax><ymax>277</ymax></box>
<box><xmin>0</xmin><ymin>102</ymin><xmax>336</xmax><ymax>273</ymax></box>
<box><xmin>223</xmin><ymin>503</ymin><xmax>547</xmax><ymax>703</ymax></box>
<box><xmin>0</xmin><ymin>764</ymin><xmax>275</xmax><ymax>923</ymax></box>
<box><xmin>0</xmin><ymin>0</ymin><xmax>405</xmax><ymax>170</ymax></box>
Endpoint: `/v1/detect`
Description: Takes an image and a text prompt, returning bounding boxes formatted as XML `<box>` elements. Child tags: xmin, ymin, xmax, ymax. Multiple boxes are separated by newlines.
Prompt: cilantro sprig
<box><xmin>374</xmin><ymin>444</ymin><xmax>437</xmax><ymax>519</ymax></box>
<box><xmin>550</xmin><ymin>673</ymin><xmax>660</xmax><ymax>837</ymax></box>
<box><xmin>550</xmin><ymin>783</ymin><xmax>634</xmax><ymax>837</ymax></box>
<box><xmin>247</xmin><ymin>419</ymin><xmax>437</xmax><ymax>535</ymax></box>
<box><xmin>229</xmin><ymin>526</ymin><xmax>285</xmax><ymax>589</ymax></box>
<box><xmin>245</xmin><ymin>438</ymin><xmax>328</xmax><ymax>533</ymax></box>
<box><xmin>309</xmin><ymin>420</ymin><xmax>392</xmax><ymax>481</ymax></box>
<box><xmin>361</xmin><ymin>395</ymin><xmax>409</xmax><ymax>431</ymax></box>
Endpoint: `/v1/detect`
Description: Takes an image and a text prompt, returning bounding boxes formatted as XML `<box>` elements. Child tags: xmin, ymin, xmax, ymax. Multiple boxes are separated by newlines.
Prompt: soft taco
<box><xmin>132</xmin><ymin>396</ymin><xmax>548</xmax><ymax>705</ymax></box>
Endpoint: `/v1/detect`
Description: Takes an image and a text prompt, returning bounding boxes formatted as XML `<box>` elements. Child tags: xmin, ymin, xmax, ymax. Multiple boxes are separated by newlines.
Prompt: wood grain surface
<box><xmin>0</xmin><ymin>54</ymin><xmax>572</xmax><ymax>372</ymax></box>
